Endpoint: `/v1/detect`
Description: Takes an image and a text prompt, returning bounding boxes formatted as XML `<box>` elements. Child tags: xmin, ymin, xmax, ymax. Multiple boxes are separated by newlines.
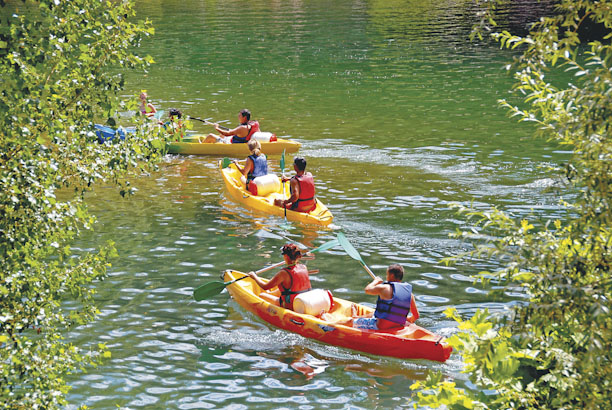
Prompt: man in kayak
<box><xmin>203</xmin><ymin>108</ymin><xmax>259</xmax><ymax>143</ymax></box>
<box><xmin>246</xmin><ymin>243</ymin><xmax>312</xmax><ymax>311</ymax></box>
<box><xmin>324</xmin><ymin>264</ymin><xmax>419</xmax><ymax>330</ymax></box>
<box><xmin>274</xmin><ymin>157</ymin><xmax>317</xmax><ymax>213</ymax></box>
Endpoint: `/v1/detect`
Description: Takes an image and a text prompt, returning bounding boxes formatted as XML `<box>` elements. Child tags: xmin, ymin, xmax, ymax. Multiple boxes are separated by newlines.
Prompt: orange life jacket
<box><xmin>279</xmin><ymin>263</ymin><xmax>312</xmax><ymax>310</ymax></box>
<box><xmin>231</xmin><ymin>120</ymin><xmax>260</xmax><ymax>143</ymax></box>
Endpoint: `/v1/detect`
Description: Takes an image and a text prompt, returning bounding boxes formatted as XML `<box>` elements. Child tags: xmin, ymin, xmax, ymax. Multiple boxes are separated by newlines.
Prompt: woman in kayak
<box><xmin>203</xmin><ymin>108</ymin><xmax>259</xmax><ymax>143</ymax></box>
<box><xmin>274</xmin><ymin>157</ymin><xmax>317</xmax><ymax>213</ymax></box>
<box><xmin>139</xmin><ymin>91</ymin><xmax>157</xmax><ymax>118</ymax></box>
<box><xmin>247</xmin><ymin>243</ymin><xmax>312</xmax><ymax>311</ymax></box>
<box><xmin>232</xmin><ymin>139</ymin><xmax>268</xmax><ymax>188</ymax></box>
<box><xmin>323</xmin><ymin>264</ymin><xmax>419</xmax><ymax>330</ymax></box>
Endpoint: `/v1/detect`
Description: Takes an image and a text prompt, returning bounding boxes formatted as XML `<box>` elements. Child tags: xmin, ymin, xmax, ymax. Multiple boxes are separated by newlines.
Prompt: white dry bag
<box><xmin>248</xmin><ymin>174</ymin><xmax>281</xmax><ymax>196</ymax></box>
<box><xmin>293</xmin><ymin>289</ymin><xmax>334</xmax><ymax>316</ymax></box>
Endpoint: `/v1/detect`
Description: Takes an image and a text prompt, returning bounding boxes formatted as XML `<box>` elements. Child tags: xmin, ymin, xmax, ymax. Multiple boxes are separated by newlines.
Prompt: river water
<box><xmin>67</xmin><ymin>1</ymin><xmax>565</xmax><ymax>408</ymax></box>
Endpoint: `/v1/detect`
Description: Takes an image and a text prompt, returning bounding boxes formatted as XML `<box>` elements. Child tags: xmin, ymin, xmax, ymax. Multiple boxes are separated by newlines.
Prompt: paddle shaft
<box><xmin>193</xmin><ymin>238</ymin><xmax>339</xmax><ymax>301</ymax></box>
<box><xmin>226</xmin><ymin>260</ymin><xmax>286</xmax><ymax>286</ymax></box>
<box><xmin>360</xmin><ymin>261</ymin><xmax>376</xmax><ymax>280</ymax></box>
<box><xmin>189</xmin><ymin>117</ymin><xmax>230</xmax><ymax>131</ymax></box>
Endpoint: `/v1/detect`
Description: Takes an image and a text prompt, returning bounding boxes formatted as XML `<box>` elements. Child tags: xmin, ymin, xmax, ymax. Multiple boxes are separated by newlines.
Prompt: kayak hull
<box><xmin>168</xmin><ymin>137</ymin><xmax>300</xmax><ymax>156</ymax></box>
<box><xmin>219</xmin><ymin>160</ymin><xmax>334</xmax><ymax>226</ymax></box>
<box><xmin>223</xmin><ymin>270</ymin><xmax>452</xmax><ymax>362</ymax></box>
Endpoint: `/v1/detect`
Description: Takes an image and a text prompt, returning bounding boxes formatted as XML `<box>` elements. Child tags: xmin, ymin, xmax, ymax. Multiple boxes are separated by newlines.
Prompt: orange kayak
<box><xmin>223</xmin><ymin>270</ymin><xmax>453</xmax><ymax>362</ymax></box>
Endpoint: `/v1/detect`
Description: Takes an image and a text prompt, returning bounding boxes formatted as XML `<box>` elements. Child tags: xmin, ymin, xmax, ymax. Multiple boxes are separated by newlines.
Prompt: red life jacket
<box><xmin>279</xmin><ymin>263</ymin><xmax>312</xmax><ymax>310</ymax></box>
<box><xmin>231</xmin><ymin>120</ymin><xmax>260</xmax><ymax>143</ymax></box>
<box><xmin>291</xmin><ymin>172</ymin><xmax>316</xmax><ymax>212</ymax></box>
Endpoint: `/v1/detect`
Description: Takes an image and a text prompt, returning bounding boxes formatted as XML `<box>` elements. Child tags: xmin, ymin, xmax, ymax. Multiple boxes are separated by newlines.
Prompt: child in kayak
<box><xmin>247</xmin><ymin>243</ymin><xmax>312</xmax><ymax>311</ymax></box>
<box><xmin>323</xmin><ymin>264</ymin><xmax>419</xmax><ymax>330</ymax></box>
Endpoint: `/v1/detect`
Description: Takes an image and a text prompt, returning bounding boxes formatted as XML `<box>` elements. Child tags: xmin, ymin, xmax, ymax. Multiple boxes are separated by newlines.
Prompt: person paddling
<box><xmin>323</xmin><ymin>264</ymin><xmax>419</xmax><ymax>330</ymax></box>
<box><xmin>204</xmin><ymin>108</ymin><xmax>259</xmax><ymax>143</ymax></box>
<box><xmin>274</xmin><ymin>157</ymin><xmax>316</xmax><ymax>213</ymax></box>
<box><xmin>233</xmin><ymin>139</ymin><xmax>268</xmax><ymax>188</ymax></box>
<box><xmin>247</xmin><ymin>243</ymin><xmax>312</xmax><ymax>311</ymax></box>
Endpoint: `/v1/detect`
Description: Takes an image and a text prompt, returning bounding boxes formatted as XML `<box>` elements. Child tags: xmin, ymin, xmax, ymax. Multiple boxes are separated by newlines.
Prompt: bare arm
<box><xmin>281</xmin><ymin>178</ymin><xmax>300</xmax><ymax>207</ymax></box>
<box><xmin>233</xmin><ymin>158</ymin><xmax>253</xmax><ymax>177</ymax></box>
<box><xmin>364</xmin><ymin>276</ymin><xmax>393</xmax><ymax>299</ymax></box>
<box><xmin>247</xmin><ymin>269</ymin><xmax>286</xmax><ymax>291</ymax></box>
<box><xmin>216</xmin><ymin>124</ymin><xmax>248</xmax><ymax>137</ymax></box>
<box><xmin>407</xmin><ymin>294</ymin><xmax>419</xmax><ymax>323</ymax></box>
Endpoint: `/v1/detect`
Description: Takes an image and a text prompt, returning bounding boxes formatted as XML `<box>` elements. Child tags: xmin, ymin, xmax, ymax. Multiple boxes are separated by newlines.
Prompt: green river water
<box><xmin>67</xmin><ymin>0</ymin><xmax>566</xmax><ymax>408</ymax></box>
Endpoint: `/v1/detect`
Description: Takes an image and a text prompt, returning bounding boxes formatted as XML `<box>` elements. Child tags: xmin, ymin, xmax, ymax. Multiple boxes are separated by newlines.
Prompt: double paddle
<box><xmin>336</xmin><ymin>232</ymin><xmax>376</xmax><ymax>279</ymax></box>
<box><xmin>188</xmin><ymin>116</ymin><xmax>230</xmax><ymax>131</ymax></box>
<box><xmin>192</xmin><ymin>238</ymin><xmax>340</xmax><ymax>301</ymax></box>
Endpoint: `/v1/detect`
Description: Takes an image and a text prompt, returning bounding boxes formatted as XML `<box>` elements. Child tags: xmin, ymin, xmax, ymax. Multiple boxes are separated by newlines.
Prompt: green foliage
<box><xmin>0</xmin><ymin>1</ymin><xmax>167</xmax><ymax>408</ymax></box>
<box><xmin>414</xmin><ymin>1</ymin><xmax>612</xmax><ymax>409</ymax></box>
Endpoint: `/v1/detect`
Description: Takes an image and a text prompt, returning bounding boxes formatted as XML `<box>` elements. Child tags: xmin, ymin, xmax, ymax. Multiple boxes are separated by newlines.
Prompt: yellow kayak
<box><xmin>219</xmin><ymin>160</ymin><xmax>334</xmax><ymax>226</ymax></box>
<box><xmin>223</xmin><ymin>269</ymin><xmax>453</xmax><ymax>362</ymax></box>
<box><xmin>168</xmin><ymin>136</ymin><xmax>300</xmax><ymax>156</ymax></box>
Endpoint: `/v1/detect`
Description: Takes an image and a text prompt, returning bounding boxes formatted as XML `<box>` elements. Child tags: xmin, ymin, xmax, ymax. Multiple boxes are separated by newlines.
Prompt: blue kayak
<box><xmin>94</xmin><ymin>124</ymin><xmax>136</xmax><ymax>143</ymax></box>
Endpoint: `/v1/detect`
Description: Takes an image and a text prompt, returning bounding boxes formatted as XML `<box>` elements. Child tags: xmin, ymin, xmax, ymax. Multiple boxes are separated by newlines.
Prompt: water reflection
<box><xmin>64</xmin><ymin>0</ymin><xmax>567</xmax><ymax>408</ymax></box>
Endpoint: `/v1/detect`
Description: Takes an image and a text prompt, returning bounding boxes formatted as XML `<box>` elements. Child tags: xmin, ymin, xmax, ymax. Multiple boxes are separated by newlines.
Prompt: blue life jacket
<box><xmin>374</xmin><ymin>282</ymin><xmax>412</xmax><ymax>326</ymax></box>
<box><xmin>248</xmin><ymin>153</ymin><xmax>268</xmax><ymax>181</ymax></box>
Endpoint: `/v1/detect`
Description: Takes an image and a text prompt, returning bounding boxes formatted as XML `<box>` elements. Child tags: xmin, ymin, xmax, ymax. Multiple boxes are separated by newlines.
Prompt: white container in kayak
<box><xmin>248</xmin><ymin>174</ymin><xmax>281</xmax><ymax>196</ymax></box>
<box><xmin>251</xmin><ymin>131</ymin><xmax>277</xmax><ymax>142</ymax></box>
<box><xmin>293</xmin><ymin>289</ymin><xmax>334</xmax><ymax>316</ymax></box>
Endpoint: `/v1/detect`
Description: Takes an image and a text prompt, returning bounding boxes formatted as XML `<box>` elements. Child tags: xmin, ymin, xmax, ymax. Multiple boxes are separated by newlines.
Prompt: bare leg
<box><xmin>202</xmin><ymin>134</ymin><xmax>221</xmax><ymax>143</ymax></box>
<box><xmin>259</xmin><ymin>292</ymin><xmax>280</xmax><ymax>306</ymax></box>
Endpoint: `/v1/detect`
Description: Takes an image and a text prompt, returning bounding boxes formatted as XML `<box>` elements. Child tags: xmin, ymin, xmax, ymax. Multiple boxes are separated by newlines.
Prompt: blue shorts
<box><xmin>353</xmin><ymin>317</ymin><xmax>378</xmax><ymax>330</ymax></box>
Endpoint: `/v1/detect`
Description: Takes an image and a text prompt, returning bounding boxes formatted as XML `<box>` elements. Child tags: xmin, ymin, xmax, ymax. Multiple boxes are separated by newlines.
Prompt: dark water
<box><xmin>67</xmin><ymin>1</ymin><xmax>565</xmax><ymax>408</ymax></box>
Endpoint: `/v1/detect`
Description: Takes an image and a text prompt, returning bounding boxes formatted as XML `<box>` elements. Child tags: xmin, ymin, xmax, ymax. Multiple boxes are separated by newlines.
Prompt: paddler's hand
<box><xmin>247</xmin><ymin>271</ymin><xmax>257</xmax><ymax>279</ymax></box>
<box><xmin>371</xmin><ymin>276</ymin><xmax>384</xmax><ymax>285</ymax></box>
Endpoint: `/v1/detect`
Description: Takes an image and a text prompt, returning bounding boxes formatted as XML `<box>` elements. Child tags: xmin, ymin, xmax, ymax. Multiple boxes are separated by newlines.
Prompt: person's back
<box><xmin>274</xmin><ymin>157</ymin><xmax>316</xmax><ymax>213</ymax></box>
<box><xmin>292</xmin><ymin>171</ymin><xmax>316</xmax><ymax>212</ymax></box>
<box><xmin>248</xmin><ymin>152</ymin><xmax>268</xmax><ymax>179</ymax></box>
<box><xmin>247</xmin><ymin>244</ymin><xmax>312</xmax><ymax>311</ymax></box>
<box><xmin>278</xmin><ymin>262</ymin><xmax>311</xmax><ymax>310</ymax></box>
<box><xmin>234</xmin><ymin>139</ymin><xmax>269</xmax><ymax>190</ymax></box>
<box><xmin>373</xmin><ymin>280</ymin><xmax>414</xmax><ymax>329</ymax></box>
<box><xmin>323</xmin><ymin>264</ymin><xmax>419</xmax><ymax>330</ymax></box>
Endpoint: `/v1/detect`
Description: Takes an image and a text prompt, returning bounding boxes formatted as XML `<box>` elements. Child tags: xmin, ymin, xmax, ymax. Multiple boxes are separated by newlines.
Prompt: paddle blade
<box><xmin>193</xmin><ymin>281</ymin><xmax>227</xmax><ymax>301</ymax></box>
<box><xmin>336</xmin><ymin>232</ymin><xmax>363</xmax><ymax>262</ymax></box>
<box><xmin>337</xmin><ymin>232</ymin><xmax>376</xmax><ymax>279</ymax></box>
<box><xmin>280</xmin><ymin>149</ymin><xmax>285</xmax><ymax>173</ymax></box>
<box><xmin>221</xmin><ymin>157</ymin><xmax>232</xmax><ymax>168</ymax></box>
<box><xmin>310</xmin><ymin>238</ymin><xmax>340</xmax><ymax>253</ymax></box>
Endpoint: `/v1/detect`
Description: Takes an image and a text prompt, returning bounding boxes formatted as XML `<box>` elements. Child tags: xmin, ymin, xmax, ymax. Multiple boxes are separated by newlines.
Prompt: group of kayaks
<box><xmin>96</xmin><ymin>118</ymin><xmax>452</xmax><ymax>362</ymax></box>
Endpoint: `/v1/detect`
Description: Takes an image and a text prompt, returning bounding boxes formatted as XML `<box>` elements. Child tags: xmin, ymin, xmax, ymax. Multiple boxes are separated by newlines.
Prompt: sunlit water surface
<box><xmin>67</xmin><ymin>1</ymin><xmax>565</xmax><ymax>408</ymax></box>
